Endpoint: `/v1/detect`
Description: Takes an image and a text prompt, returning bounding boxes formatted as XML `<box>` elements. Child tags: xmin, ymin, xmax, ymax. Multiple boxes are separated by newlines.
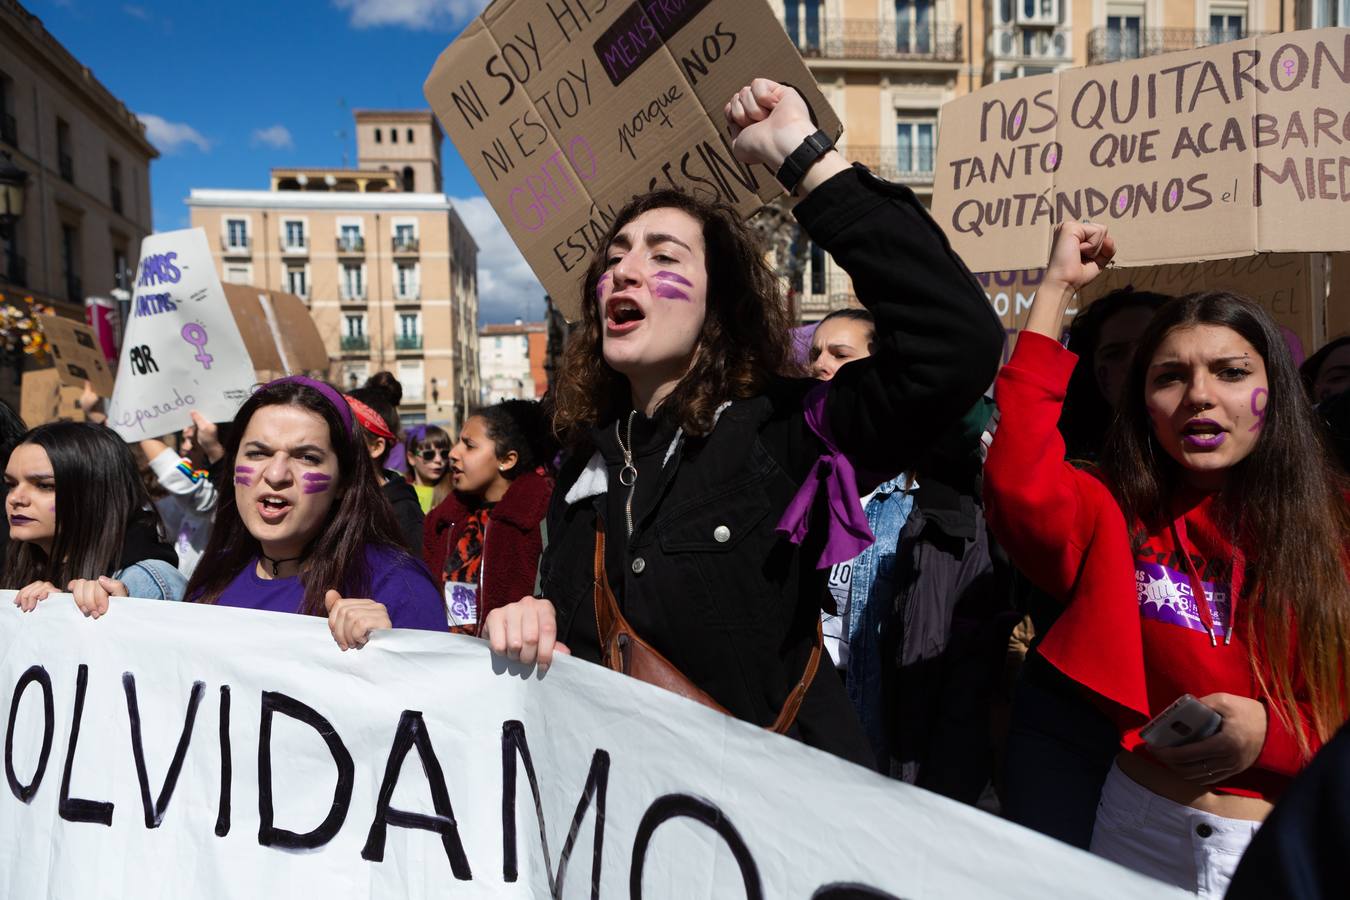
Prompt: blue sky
<box><xmin>29</xmin><ymin>0</ymin><xmax>546</xmax><ymax>324</ymax></box>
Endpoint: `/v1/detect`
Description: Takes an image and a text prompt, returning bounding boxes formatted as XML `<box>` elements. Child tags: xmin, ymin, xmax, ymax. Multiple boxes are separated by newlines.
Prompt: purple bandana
<box><xmin>265</xmin><ymin>375</ymin><xmax>354</xmax><ymax>435</ymax></box>
<box><xmin>776</xmin><ymin>382</ymin><xmax>876</xmax><ymax>569</ymax></box>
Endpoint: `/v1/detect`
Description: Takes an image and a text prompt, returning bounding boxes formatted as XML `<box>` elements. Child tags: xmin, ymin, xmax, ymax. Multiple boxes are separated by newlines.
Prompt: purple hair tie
<box><xmin>265</xmin><ymin>375</ymin><xmax>355</xmax><ymax>435</ymax></box>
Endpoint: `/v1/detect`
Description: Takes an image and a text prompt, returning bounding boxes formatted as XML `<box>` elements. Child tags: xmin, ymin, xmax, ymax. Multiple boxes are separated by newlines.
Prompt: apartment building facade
<box><xmin>188</xmin><ymin>110</ymin><xmax>479</xmax><ymax>430</ymax></box>
<box><xmin>479</xmin><ymin>320</ymin><xmax>546</xmax><ymax>403</ymax></box>
<box><xmin>0</xmin><ymin>0</ymin><xmax>156</xmax><ymax>317</ymax></box>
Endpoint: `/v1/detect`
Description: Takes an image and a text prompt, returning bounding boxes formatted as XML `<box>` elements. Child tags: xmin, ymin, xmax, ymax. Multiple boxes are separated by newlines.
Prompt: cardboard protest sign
<box><xmin>18</xmin><ymin>369</ymin><xmax>82</xmax><ymax>426</ymax></box>
<box><xmin>37</xmin><ymin>314</ymin><xmax>115</xmax><ymax>397</ymax></box>
<box><xmin>222</xmin><ymin>285</ymin><xmax>330</xmax><ymax>380</ymax></box>
<box><xmin>933</xmin><ymin>28</ymin><xmax>1350</xmax><ymax>273</ymax></box>
<box><xmin>0</xmin><ymin>596</ymin><xmax>1186</xmax><ymax>900</ymax></box>
<box><xmin>105</xmin><ymin>229</ymin><xmax>257</xmax><ymax>441</ymax></box>
<box><xmin>424</xmin><ymin>0</ymin><xmax>842</xmax><ymax>320</ymax></box>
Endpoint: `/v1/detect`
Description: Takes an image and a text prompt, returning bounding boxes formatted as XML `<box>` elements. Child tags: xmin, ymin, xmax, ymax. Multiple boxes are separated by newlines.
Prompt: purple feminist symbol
<box><xmin>1116</xmin><ymin>193</ymin><xmax>1129</xmax><ymax>212</ymax></box>
<box><xmin>181</xmin><ymin>322</ymin><xmax>213</xmax><ymax>370</ymax></box>
<box><xmin>302</xmin><ymin>472</ymin><xmax>333</xmax><ymax>494</ymax></box>
<box><xmin>1282</xmin><ymin>58</ymin><xmax>1295</xmax><ymax>78</ymax></box>
<box><xmin>1168</xmin><ymin>186</ymin><xmax>1179</xmax><ymax>205</ymax></box>
<box><xmin>1249</xmin><ymin>387</ymin><xmax>1268</xmax><ymax>432</ymax></box>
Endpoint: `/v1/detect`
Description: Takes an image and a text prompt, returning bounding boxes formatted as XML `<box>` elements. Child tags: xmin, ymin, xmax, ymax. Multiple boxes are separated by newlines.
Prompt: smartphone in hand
<box><xmin>1140</xmin><ymin>694</ymin><xmax>1223</xmax><ymax>748</ymax></box>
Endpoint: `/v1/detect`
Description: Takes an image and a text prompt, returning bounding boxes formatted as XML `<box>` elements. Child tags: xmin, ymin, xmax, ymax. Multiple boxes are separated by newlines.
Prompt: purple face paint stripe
<box><xmin>650</xmin><ymin>283</ymin><xmax>691</xmax><ymax>301</ymax></box>
<box><xmin>234</xmin><ymin>477</ymin><xmax>252</xmax><ymax>486</ymax></box>
<box><xmin>234</xmin><ymin>466</ymin><xmax>254</xmax><ymax>473</ymax></box>
<box><xmin>302</xmin><ymin>472</ymin><xmax>333</xmax><ymax>495</ymax></box>
<box><xmin>652</xmin><ymin>270</ymin><xmax>693</xmax><ymax>287</ymax></box>
<box><xmin>596</xmin><ymin>272</ymin><xmax>611</xmax><ymax>302</ymax></box>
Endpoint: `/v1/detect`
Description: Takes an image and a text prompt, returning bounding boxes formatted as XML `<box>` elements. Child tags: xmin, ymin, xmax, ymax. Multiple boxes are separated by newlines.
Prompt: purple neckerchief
<box><xmin>266</xmin><ymin>375</ymin><xmax>354</xmax><ymax>435</ymax></box>
<box><xmin>776</xmin><ymin>381</ymin><xmax>876</xmax><ymax>569</ymax></box>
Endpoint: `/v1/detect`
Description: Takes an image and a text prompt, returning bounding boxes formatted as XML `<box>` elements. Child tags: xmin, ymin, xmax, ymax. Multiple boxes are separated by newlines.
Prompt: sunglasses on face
<box><xmin>417</xmin><ymin>449</ymin><xmax>449</xmax><ymax>461</ymax></box>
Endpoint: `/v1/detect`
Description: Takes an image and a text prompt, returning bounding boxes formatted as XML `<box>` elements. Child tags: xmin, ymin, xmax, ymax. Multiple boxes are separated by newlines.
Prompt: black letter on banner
<box><xmin>630</xmin><ymin>795</ymin><xmax>761</xmax><ymax>900</ymax></box>
<box><xmin>5</xmin><ymin>665</ymin><xmax>54</xmax><ymax>803</ymax></box>
<box><xmin>361</xmin><ymin>710</ymin><xmax>472</xmax><ymax>879</ymax></box>
<box><xmin>123</xmin><ymin>673</ymin><xmax>205</xmax><ymax>828</ymax></box>
<box><xmin>59</xmin><ymin>664</ymin><xmax>114</xmax><ymax>825</ymax></box>
<box><xmin>257</xmin><ymin>691</ymin><xmax>354</xmax><ymax>850</ymax></box>
<box><xmin>501</xmin><ymin>719</ymin><xmax>609</xmax><ymax>899</ymax></box>
<box><xmin>812</xmin><ymin>885</ymin><xmax>908</xmax><ymax>900</ymax></box>
<box><xmin>216</xmin><ymin>685</ymin><xmax>231</xmax><ymax>837</ymax></box>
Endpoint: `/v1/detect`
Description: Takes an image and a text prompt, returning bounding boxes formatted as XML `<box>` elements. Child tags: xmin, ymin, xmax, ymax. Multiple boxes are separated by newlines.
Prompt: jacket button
<box><xmin>631</xmin><ymin>557</ymin><xmax>646</xmax><ymax>575</ymax></box>
<box><xmin>713</xmin><ymin>525</ymin><xmax>731</xmax><ymax>543</ymax></box>
<box><xmin>1195</xmin><ymin>823</ymin><xmax>1213</xmax><ymax>838</ymax></box>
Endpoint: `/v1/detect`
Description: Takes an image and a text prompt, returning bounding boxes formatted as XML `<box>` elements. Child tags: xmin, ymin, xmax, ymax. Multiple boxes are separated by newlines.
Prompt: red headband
<box><xmin>345</xmin><ymin>396</ymin><xmax>396</xmax><ymax>441</ymax></box>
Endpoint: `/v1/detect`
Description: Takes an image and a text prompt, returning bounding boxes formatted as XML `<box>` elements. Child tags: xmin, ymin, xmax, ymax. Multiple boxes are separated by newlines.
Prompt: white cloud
<box><xmin>333</xmin><ymin>0</ymin><xmax>487</xmax><ymax>29</ymax></box>
<box><xmin>451</xmin><ymin>195</ymin><xmax>545</xmax><ymax>325</ymax></box>
<box><xmin>122</xmin><ymin>4</ymin><xmax>151</xmax><ymax>20</ymax></box>
<box><xmin>250</xmin><ymin>125</ymin><xmax>294</xmax><ymax>150</ymax></box>
<box><xmin>136</xmin><ymin>113</ymin><xmax>211</xmax><ymax>154</ymax></box>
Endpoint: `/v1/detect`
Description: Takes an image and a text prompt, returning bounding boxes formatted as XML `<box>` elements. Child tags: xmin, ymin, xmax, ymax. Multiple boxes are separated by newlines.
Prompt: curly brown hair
<box><xmin>552</xmin><ymin>189</ymin><xmax>798</xmax><ymax>445</ymax></box>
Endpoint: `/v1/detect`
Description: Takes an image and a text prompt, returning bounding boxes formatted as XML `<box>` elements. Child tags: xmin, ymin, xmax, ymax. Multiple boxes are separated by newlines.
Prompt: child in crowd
<box><xmin>406</xmin><ymin>425</ymin><xmax>452</xmax><ymax>514</ymax></box>
<box><xmin>346</xmin><ymin>376</ymin><xmax>423</xmax><ymax>553</ymax></box>
<box><xmin>182</xmin><ymin>376</ymin><xmax>445</xmax><ymax>649</ymax></box>
<box><xmin>423</xmin><ymin>400</ymin><xmax>554</xmax><ymax>635</ymax></box>
<box><xmin>9</xmin><ymin>421</ymin><xmax>185</xmax><ymax>609</ymax></box>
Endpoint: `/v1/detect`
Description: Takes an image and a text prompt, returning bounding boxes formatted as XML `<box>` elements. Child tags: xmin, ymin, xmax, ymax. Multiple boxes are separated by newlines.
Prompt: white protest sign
<box><xmin>0</xmin><ymin>596</ymin><xmax>1185</xmax><ymax>899</ymax></box>
<box><xmin>105</xmin><ymin>228</ymin><xmax>256</xmax><ymax>440</ymax></box>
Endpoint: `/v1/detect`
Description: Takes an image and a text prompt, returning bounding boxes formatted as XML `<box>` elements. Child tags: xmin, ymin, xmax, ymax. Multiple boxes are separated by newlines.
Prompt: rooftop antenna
<box><xmin>337</xmin><ymin>97</ymin><xmax>349</xmax><ymax>168</ymax></box>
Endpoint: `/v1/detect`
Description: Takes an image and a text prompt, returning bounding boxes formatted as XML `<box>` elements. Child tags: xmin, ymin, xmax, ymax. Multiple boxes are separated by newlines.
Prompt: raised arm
<box><xmin>983</xmin><ymin>220</ymin><xmax>1119</xmax><ymax>600</ymax></box>
<box><xmin>727</xmin><ymin>79</ymin><xmax>1004</xmax><ymax>471</ymax></box>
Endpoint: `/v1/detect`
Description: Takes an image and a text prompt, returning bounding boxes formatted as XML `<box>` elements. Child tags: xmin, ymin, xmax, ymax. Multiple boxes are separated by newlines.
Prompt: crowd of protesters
<box><xmin>2</xmin><ymin>79</ymin><xmax>1347</xmax><ymax>897</ymax></box>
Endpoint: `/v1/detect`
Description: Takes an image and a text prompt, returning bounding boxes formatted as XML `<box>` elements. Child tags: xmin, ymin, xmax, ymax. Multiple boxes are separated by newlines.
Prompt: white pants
<box><xmin>1089</xmin><ymin>762</ymin><xmax>1261</xmax><ymax>896</ymax></box>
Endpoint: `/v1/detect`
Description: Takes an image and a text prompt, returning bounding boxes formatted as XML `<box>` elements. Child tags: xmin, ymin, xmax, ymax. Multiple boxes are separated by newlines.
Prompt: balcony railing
<box><xmin>65</xmin><ymin>273</ymin><xmax>82</xmax><ymax>303</ymax></box>
<box><xmin>58</xmin><ymin>152</ymin><xmax>73</xmax><ymax>182</ymax></box>
<box><xmin>846</xmin><ymin>145</ymin><xmax>935</xmax><ymax>186</ymax></box>
<box><xmin>336</xmin><ymin>235</ymin><xmax>366</xmax><ymax>254</ymax></box>
<box><xmin>111</xmin><ymin>185</ymin><xmax>123</xmax><ymax>215</ymax></box>
<box><xmin>395</xmin><ymin>334</ymin><xmax>423</xmax><ymax>351</ymax></box>
<box><xmin>1087</xmin><ymin>27</ymin><xmax>1268</xmax><ymax>65</ymax></box>
<box><xmin>340</xmin><ymin>335</ymin><xmax>370</xmax><ymax>352</ymax></box>
<box><xmin>392</xmin><ymin>235</ymin><xmax>420</xmax><ymax>254</ymax></box>
<box><xmin>221</xmin><ymin>235</ymin><xmax>251</xmax><ymax>254</ymax></box>
<box><xmin>0</xmin><ymin>113</ymin><xmax>15</xmax><ymax>146</ymax></box>
<box><xmin>786</xmin><ymin>19</ymin><xmax>963</xmax><ymax>63</ymax></box>
<box><xmin>281</xmin><ymin>235</ymin><xmax>308</xmax><ymax>253</ymax></box>
<box><xmin>2</xmin><ymin>254</ymin><xmax>26</xmax><ymax>288</ymax></box>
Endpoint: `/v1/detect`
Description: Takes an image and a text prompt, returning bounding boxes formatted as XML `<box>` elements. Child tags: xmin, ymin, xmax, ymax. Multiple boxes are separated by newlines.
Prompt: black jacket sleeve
<box><xmin>793</xmin><ymin>165</ymin><xmax>1003</xmax><ymax>473</ymax></box>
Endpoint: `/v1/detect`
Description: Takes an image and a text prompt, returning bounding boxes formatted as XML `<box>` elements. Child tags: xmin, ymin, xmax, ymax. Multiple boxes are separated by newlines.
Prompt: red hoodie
<box><xmin>985</xmin><ymin>331</ymin><xmax>1318</xmax><ymax>801</ymax></box>
<box><xmin>422</xmin><ymin>469</ymin><xmax>553</xmax><ymax>633</ymax></box>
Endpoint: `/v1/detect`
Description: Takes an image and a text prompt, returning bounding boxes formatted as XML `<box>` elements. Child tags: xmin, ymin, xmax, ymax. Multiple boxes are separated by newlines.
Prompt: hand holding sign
<box><xmin>324</xmin><ymin>590</ymin><xmax>393</xmax><ymax>651</ymax></box>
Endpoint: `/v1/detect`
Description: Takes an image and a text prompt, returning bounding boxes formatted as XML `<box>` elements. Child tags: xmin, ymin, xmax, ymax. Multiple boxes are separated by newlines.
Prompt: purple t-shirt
<box><xmin>212</xmin><ymin>544</ymin><xmax>446</xmax><ymax>632</ymax></box>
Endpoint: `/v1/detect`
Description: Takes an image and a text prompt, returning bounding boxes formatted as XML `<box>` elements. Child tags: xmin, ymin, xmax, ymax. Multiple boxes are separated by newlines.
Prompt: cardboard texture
<box><xmin>221</xmin><ymin>284</ymin><xmax>329</xmax><ymax>378</ymax></box>
<box><xmin>934</xmin><ymin>29</ymin><xmax>1350</xmax><ymax>273</ymax></box>
<box><xmin>37</xmin><ymin>314</ymin><xmax>115</xmax><ymax>397</ymax></box>
<box><xmin>20</xmin><ymin>369</ymin><xmax>83</xmax><ymax>426</ymax></box>
<box><xmin>424</xmin><ymin>0</ymin><xmax>842</xmax><ymax>320</ymax></box>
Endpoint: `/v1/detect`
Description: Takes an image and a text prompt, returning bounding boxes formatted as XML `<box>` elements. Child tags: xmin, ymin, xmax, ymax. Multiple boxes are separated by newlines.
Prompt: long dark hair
<box><xmin>471</xmin><ymin>399</ymin><xmax>558</xmax><ymax>479</ymax></box>
<box><xmin>348</xmin><ymin>380</ymin><xmax>401</xmax><ymax>468</ymax></box>
<box><xmin>3</xmin><ymin>422</ymin><xmax>161</xmax><ymax>588</ymax></box>
<box><xmin>1102</xmin><ymin>291</ymin><xmax>1350</xmax><ymax>753</ymax></box>
<box><xmin>551</xmin><ymin>188</ymin><xmax>796</xmax><ymax>445</ymax></box>
<box><xmin>186</xmin><ymin>380</ymin><xmax>407</xmax><ymax>617</ymax></box>
<box><xmin>1300</xmin><ymin>335</ymin><xmax>1350</xmax><ymax>400</ymax></box>
<box><xmin>1060</xmin><ymin>288</ymin><xmax>1169</xmax><ymax>460</ymax></box>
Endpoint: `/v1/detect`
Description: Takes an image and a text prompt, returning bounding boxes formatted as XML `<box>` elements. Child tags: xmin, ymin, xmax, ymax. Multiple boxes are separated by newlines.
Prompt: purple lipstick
<box><xmin>1182</xmin><ymin>418</ymin><xmax>1227</xmax><ymax>450</ymax></box>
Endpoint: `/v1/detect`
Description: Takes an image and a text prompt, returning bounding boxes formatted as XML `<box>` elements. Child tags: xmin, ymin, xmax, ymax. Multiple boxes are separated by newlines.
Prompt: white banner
<box><xmin>0</xmin><ymin>596</ymin><xmax>1184</xmax><ymax>899</ymax></box>
<box><xmin>106</xmin><ymin>228</ymin><xmax>257</xmax><ymax>441</ymax></box>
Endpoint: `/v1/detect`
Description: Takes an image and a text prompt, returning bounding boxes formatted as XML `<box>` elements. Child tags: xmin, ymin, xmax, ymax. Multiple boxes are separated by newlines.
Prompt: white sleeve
<box><xmin>148</xmin><ymin>448</ymin><xmax>218</xmax><ymax>515</ymax></box>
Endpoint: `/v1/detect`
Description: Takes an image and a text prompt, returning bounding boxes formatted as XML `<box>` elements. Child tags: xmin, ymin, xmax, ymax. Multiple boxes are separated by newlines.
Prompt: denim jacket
<box><xmin>114</xmin><ymin>558</ymin><xmax>187</xmax><ymax>602</ymax></box>
<box><xmin>838</xmin><ymin>473</ymin><xmax>918</xmax><ymax>760</ymax></box>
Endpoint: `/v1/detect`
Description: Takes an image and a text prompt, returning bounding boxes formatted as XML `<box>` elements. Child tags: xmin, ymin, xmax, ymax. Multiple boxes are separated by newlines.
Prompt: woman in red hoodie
<box><xmin>985</xmin><ymin>220</ymin><xmax>1350</xmax><ymax>895</ymax></box>
<box><xmin>423</xmin><ymin>400</ymin><xmax>555</xmax><ymax>635</ymax></box>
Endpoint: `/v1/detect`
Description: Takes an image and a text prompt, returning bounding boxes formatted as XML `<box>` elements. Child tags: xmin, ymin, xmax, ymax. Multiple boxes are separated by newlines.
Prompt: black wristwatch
<box><xmin>775</xmin><ymin>130</ymin><xmax>835</xmax><ymax>195</ymax></box>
